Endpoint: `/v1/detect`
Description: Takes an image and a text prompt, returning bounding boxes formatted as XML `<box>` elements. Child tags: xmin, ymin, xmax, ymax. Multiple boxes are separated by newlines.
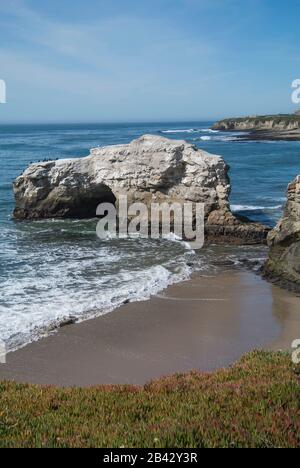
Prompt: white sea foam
<box><xmin>161</xmin><ymin>128</ymin><xmax>247</xmax><ymax>142</ymax></box>
<box><xmin>200</xmin><ymin>128</ymin><xmax>220</xmax><ymax>133</ymax></box>
<box><xmin>162</xmin><ymin>232</ymin><xmax>195</xmax><ymax>251</ymax></box>
<box><xmin>161</xmin><ymin>128</ymin><xmax>220</xmax><ymax>135</ymax></box>
<box><xmin>199</xmin><ymin>136</ymin><xmax>212</xmax><ymax>141</ymax></box>
<box><xmin>0</xmin><ymin>234</ymin><xmax>198</xmax><ymax>352</ymax></box>
<box><xmin>231</xmin><ymin>204</ymin><xmax>283</xmax><ymax>212</ymax></box>
<box><xmin>198</xmin><ymin>135</ymin><xmax>240</xmax><ymax>142</ymax></box>
<box><xmin>161</xmin><ymin>129</ymin><xmax>197</xmax><ymax>134</ymax></box>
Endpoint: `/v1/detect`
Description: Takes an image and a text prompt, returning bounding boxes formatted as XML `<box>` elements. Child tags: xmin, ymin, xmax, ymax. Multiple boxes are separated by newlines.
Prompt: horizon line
<box><xmin>0</xmin><ymin>118</ymin><xmax>221</xmax><ymax>126</ymax></box>
<box><xmin>0</xmin><ymin>111</ymin><xmax>296</xmax><ymax>126</ymax></box>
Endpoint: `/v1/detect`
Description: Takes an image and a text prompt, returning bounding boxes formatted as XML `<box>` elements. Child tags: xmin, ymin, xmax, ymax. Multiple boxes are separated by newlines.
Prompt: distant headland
<box><xmin>212</xmin><ymin>112</ymin><xmax>300</xmax><ymax>141</ymax></box>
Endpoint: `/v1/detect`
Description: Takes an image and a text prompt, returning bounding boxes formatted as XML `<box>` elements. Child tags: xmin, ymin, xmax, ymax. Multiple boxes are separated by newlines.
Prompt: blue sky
<box><xmin>0</xmin><ymin>0</ymin><xmax>299</xmax><ymax>123</ymax></box>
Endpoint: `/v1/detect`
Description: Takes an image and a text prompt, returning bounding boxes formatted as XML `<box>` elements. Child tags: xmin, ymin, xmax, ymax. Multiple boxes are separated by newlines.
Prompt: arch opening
<box><xmin>68</xmin><ymin>184</ymin><xmax>116</xmax><ymax>219</ymax></box>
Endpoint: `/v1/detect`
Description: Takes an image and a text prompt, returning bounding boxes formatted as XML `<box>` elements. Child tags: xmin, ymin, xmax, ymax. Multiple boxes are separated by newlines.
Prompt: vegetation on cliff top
<box><xmin>213</xmin><ymin>114</ymin><xmax>300</xmax><ymax>128</ymax></box>
<box><xmin>0</xmin><ymin>351</ymin><xmax>299</xmax><ymax>448</ymax></box>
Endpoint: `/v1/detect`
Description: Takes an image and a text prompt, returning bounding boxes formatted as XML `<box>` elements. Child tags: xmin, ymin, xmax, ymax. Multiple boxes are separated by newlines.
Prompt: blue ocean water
<box><xmin>0</xmin><ymin>122</ymin><xmax>299</xmax><ymax>350</ymax></box>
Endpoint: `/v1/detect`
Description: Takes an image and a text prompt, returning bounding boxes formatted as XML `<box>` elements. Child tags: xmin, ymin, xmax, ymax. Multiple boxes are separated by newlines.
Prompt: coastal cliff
<box><xmin>13</xmin><ymin>135</ymin><xmax>269</xmax><ymax>244</ymax></box>
<box><xmin>212</xmin><ymin>114</ymin><xmax>300</xmax><ymax>140</ymax></box>
<box><xmin>264</xmin><ymin>175</ymin><xmax>300</xmax><ymax>290</ymax></box>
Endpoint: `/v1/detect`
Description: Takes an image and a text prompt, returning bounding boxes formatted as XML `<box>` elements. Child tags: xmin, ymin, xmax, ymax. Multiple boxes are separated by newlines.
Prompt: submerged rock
<box><xmin>13</xmin><ymin>134</ymin><xmax>268</xmax><ymax>245</ymax></box>
<box><xmin>264</xmin><ymin>176</ymin><xmax>300</xmax><ymax>290</ymax></box>
<box><xmin>205</xmin><ymin>209</ymin><xmax>269</xmax><ymax>245</ymax></box>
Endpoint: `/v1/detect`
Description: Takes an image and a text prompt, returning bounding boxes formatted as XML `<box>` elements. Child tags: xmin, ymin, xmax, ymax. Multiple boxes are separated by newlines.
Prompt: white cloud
<box><xmin>0</xmin><ymin>0</ymin><xmax>243</xmax><ymax>121</ymax></box>
<box><xmin>0</xmin><ymin>2</ymin><xmax>220</xmax><ymax>94</ymax></box>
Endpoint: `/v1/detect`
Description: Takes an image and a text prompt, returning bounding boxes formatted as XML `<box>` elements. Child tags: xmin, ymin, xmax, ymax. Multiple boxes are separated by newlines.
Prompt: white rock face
<box><xmin>13</xmin><ymin>135</ymin><xmax>231</xmax><ymax>219</ymax></box>
<box><xmin>13</xmin><ymin>134</ymin><xmax>269</xmax><ymax>244</ymax></box>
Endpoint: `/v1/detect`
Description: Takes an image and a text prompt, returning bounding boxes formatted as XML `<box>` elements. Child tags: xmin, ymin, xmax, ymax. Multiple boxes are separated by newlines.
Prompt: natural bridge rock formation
<box><xmin>264</xmin><ymin>176</ymin><xmax>300</xmax><ymax>289</ymax></box>
<box><xmin>13</xmin><ymin>135</ymin><xmax>269</xmax><ymax>244</ymax></box>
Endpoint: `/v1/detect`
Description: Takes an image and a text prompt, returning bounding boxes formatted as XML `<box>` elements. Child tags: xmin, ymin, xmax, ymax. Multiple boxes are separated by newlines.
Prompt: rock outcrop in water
<box><xmin>213</xmin><ymin>115</ymin><xmax>300</xmax><ymax>132</ymax></box>
<box><xmin>212</xmin><ymin>114</ymin><xmax>300</xmax><ymax>141</ymax></box>
<box><xmin>13</xmin><ymin>135</ymin><xmax>269</xmax><ymax>244</ymax></box>
<box><xmin>264</xmin><ymin>176</ymin><xmax>300</xmax><ymax>290</ymax></box>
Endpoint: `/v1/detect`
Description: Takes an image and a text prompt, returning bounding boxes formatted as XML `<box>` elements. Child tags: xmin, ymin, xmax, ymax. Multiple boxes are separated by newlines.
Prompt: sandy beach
<box><xmin>0</xmin><ymin>269</ymin><xmax>299</xmax><ymax>387</ymax></box>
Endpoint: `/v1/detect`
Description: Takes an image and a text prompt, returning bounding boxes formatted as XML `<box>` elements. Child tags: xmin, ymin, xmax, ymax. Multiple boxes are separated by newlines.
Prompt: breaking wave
<box><xmin>231</xmin><ymin>204</ymin><xmax>283</xmax><ymax>212</ymax></box>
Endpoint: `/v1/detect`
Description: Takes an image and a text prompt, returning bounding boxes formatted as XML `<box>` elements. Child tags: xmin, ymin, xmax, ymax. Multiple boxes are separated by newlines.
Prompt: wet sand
<box><xmin>0</xmin><ymin>270</ymin><xmax>299</xmax><ymax>387</ymax></box>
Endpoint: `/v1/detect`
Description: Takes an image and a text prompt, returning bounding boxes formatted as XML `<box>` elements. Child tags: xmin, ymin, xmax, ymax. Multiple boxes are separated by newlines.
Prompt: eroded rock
<box><xmin>13</xmin><ymin>135</ymin><xmax>268</xmax><ymax>245</ymax></box>
<box><xmin>264</xmin><ymin>176</ymin><xmax>300</xmax><ymax>290</ymax></box>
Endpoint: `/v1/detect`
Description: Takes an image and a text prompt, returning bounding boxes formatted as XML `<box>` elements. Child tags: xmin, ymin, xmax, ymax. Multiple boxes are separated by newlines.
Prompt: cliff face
<box><xmin>213</xmin><ymin>115</ymin><xmax>300</xmax><ymax>132</ymax></box>
<box><xmin>264</xmin><ymin>176</ymin><xmax>300</xmax><ymax>289</ymax></box>
<box><xmin>13</xmin><ymin>135</ymin><xmax>269</xmax><ymax>244</ymax></box>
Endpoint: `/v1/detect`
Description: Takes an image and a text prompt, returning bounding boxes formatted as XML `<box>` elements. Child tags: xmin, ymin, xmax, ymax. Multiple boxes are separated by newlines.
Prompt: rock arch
<box><xmin>67</xmin><ymin>183</ymin><xmax>116</xmax><ymax>218</ymax></box>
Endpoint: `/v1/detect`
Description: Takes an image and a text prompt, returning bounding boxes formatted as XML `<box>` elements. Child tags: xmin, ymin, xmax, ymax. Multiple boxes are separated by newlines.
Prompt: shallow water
<box><xmin>0</xmin><ymin>122</ymin><xmax>299</xmax><ymax>350</ymax></box>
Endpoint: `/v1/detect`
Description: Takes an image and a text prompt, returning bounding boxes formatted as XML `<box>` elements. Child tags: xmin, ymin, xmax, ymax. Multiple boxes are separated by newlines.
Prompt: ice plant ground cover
<box><xmin>0</xmin><ymin>351</ymin><xmax>299</xmax><ymax>448</ymax></box>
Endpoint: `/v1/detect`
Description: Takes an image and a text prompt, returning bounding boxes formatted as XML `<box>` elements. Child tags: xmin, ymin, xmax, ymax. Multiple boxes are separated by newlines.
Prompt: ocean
<box><xmin>0</xmin><ymin>122</ymin><xmax>299</xmax><ymax>351</ymax></box>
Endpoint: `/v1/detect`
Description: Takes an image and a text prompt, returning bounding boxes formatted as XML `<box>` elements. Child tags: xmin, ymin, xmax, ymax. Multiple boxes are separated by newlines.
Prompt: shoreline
<box><xmin>2</xmin><ymin>242</ymin><xmax>269</xmax><ymax>356</ymax></box>
<box><xmin>217</xmin><ymin>128</ymin><xmax>300</xmax><ymax>142</ymax></box>
<box><xmin>0</xmin><ymin>268</ymin><xmax>299</xmax><ymax>387</ymax></box>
